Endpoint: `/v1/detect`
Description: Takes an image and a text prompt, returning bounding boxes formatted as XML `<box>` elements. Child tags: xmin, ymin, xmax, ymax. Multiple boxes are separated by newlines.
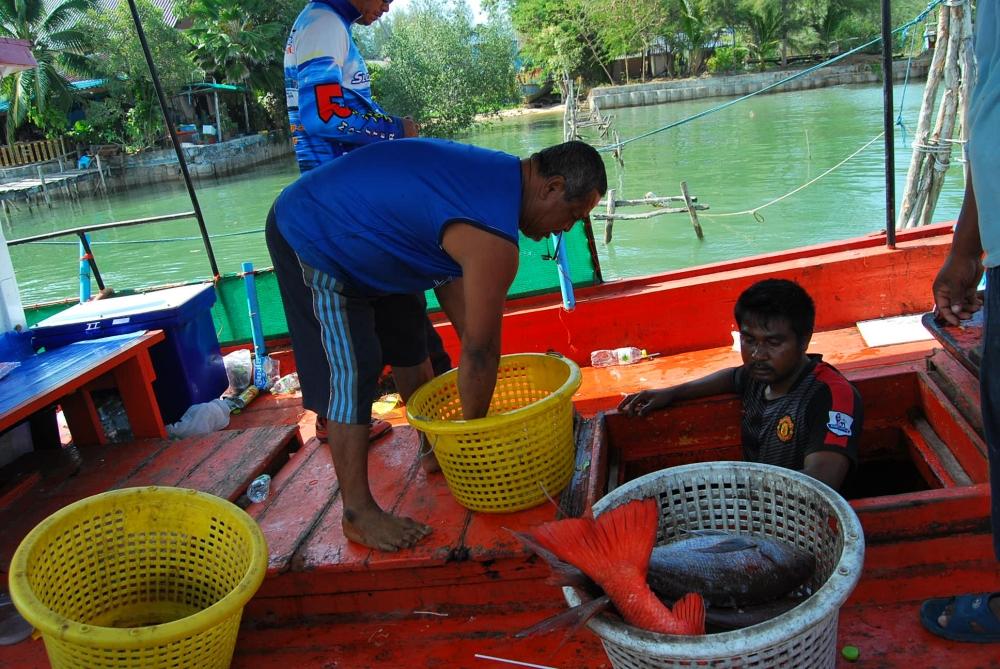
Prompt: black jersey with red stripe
<box><xmin>733</xmin><ymin>354</ymin><xmax>862</xmax><ymax>471</ymax></box>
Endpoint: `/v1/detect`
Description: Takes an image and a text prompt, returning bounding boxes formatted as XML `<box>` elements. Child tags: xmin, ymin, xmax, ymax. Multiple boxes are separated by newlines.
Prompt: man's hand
<box><xmin>932</xmin><ymin>252</ymin><xmax>984</xmax><ymax>326</ymax></box>
<box><xmin>618</xmin><ymin>388</ymin><xmax>674</xmax><ymax>417</ymax></box>
<box><xmin>402</xmin><ymin>116</ymin><xmax>419</xmax><ymax>137</ymax></box>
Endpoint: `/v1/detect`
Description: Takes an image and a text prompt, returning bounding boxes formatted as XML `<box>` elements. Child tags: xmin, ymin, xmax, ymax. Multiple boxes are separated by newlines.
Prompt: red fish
<box><xmin>527</xmin><ymin>498</ymin><xmax>705</xmax><ymax>635</ymax></box>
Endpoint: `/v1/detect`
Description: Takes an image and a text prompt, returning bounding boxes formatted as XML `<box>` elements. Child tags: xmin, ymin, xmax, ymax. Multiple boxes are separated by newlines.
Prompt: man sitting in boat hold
<box><xmin>266</xmin><ymin>138</ymin><xmax>607</xmax><ymax>551</ymax></box>
<box><xmin>619</xmin><ymin>279</ymin><xmax>861</xmax><ymax>491</ymax></box>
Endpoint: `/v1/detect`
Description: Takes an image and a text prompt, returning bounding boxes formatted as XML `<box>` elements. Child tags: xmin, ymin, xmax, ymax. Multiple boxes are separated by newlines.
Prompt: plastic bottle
<box><xmin>246</xmin><ymin>474</ymin><xmax>271</xmax><ymax>503</ymax></box>
<box><xmin>590</xmin><ymin>347</ymin><xmax>648</xmax><ymax>368</ymax></box>
<box><xmin>226</xmin><ymin>385</ymin><xmax>260</xmax><ymax>414</ymax></box>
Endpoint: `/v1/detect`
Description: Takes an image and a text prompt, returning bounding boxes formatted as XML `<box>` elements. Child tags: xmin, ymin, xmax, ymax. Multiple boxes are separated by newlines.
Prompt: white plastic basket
<box><xmin>564</xmin><ymin>461</ymin><xmax>865</xmax><ymax>669</ymax></box>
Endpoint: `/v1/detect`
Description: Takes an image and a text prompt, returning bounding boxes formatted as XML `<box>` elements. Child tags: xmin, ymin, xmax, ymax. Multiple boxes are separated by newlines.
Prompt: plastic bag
<box><xmin>223</xmin><ymin>349</ymin><xmax>252</xmax><ymax>394</ymax></box>
<box><xmin>258</xmin><ymin>355</ymin><xmax>281</xmax><ymax>391</ymax></box>
<box><xmin>166</xmin><ymin>399</ymin><xmax>231</xmax><ymax>439</ymax></box>
<box><xmin>270</xmin><ymin>372</ymin><xmax>300</xmax><ymax>395</ymax></box>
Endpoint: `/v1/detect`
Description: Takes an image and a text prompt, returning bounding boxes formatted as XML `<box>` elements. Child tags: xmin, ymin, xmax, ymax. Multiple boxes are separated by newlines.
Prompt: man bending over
<box><xmin>267</xmin><ymin>138</ymin><xmax>606</xmax><ymax>551</ymax></box>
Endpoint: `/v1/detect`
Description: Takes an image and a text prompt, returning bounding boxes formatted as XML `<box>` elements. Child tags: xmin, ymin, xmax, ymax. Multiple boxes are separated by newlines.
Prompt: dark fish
<box><xmin>524</xmin><ymin>499</ymin><xmax>705</xmax><ymax>635</ymax></box>
<box><xmin>704</xmin><ymin>593</ymin><xmax>809</xmax><ymax>632</ymax></box>
<box><xmin>513</xmin><ymin>526</ymin><xmax>815</xmax><ymax>640</ymax></box>
<box><xmin>647</xmin><ymin>531</ymin><xmax>816</xmax><ymax>608</ymax></box>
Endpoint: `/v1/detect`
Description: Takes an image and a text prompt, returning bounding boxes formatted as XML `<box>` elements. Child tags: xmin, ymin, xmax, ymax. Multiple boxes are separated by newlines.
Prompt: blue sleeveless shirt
<box><xmin>274</xmin><ymin>139</ymin><xmax>522</xmax><ymax>295</ymax></box>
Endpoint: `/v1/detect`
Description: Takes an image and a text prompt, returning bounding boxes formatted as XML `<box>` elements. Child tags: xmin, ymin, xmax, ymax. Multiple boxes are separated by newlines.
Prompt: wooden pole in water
<box><xmin>603</xmin><ymin>188</ymin><xmax>616</xmax><ymax>244</ymax></box>
<box><xmin>880</xmin><ymin>0</ymin><xmax>896</xmax><ymax>248</ymax></box>
<box><xmin>898</xmin><ymin>6</ymin><xmax>949</xmax><ymax>229</ymax></box>
<box><xmin>35</xmin><ymin>166</ymin><xmax>52</xmax><ymax>208</ymax></box>
<box><xmin>681</xmin><ymin>181</ymin><xmax>704</xmax><ymax>240</ymax></box>
<box><xmin>95</xmin><ymin>153</ymin><xmax>108</xmax><ymax>195</ymax></box>
<box><xmin>919</xmin><ymin>2</ymin><xmax>964</xmax><ymax>228</ymax></box>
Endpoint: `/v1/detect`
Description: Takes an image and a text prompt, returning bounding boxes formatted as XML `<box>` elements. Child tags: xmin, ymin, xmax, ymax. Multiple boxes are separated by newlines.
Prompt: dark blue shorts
<box><xmin>266</xmin><ymin>208</ymin><xmax>430</xmax><ymax>425</ymax></box>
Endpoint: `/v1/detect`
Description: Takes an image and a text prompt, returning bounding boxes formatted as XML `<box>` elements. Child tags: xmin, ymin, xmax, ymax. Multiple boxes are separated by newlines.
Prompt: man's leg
<box><xmin>375</xmin><ymin>293</ymin><xmax>439</xmax><ymax>471</ymax></box>
<box><xmin>425</xmin><ymin>316</ymin><xmax>453</xmax><ymax>377</ymax></box>
<box><xmin>266</xmin><ymin>211</ymin><xmax>430</xmax><ymax>551</ymax></box>
<box><xmin>923</xmin><ymin>267</ymin><xmax>1000</xmax><ymax>635</ymax></box>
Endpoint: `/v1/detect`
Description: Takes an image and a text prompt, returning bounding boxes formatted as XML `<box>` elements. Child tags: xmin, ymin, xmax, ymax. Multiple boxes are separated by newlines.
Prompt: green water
<box><xmin>8</xmin><ymin>83</ymin><xmax>964</xmax><ymax>306</ymax></box>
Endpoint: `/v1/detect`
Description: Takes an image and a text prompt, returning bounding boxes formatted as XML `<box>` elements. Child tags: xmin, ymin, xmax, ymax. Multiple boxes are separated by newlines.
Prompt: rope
<box><xmin>705</xmin><ymin>132</ymin><xmax>885</xmax><ymax>220</ymax></box>
<box><xmin>597</xmin><ymin>0</ymin><xmax>945</xmax><ymax>154</ymax></box>
<box><xmin>22</xmin><ymin>228</ymin><xmax>264</xmax><ymax>246</ymax></box>
<box><xmin>895</xmin><ymin>24</ymin><xmax>921</xmax><ymax>143</ymax></box>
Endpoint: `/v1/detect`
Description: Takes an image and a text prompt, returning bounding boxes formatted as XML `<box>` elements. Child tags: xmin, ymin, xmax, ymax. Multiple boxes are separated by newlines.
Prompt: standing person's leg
<box><xmin>375</xmin><ymin>293</ymin><xmax>439</xmax><ymax>471</ymax></box>
<box><xmin>920</xmin><ymin>267</ymin><xmax>1000</xmax><ymax>640</ymax></box>
<box><xmin>375</xmin><ymin>293</ymin><xmax>435</xmax><ymax>401</ymax></box>
<box><xmin>425</xmin><ymin>315</ymin><xmax>453</xmax><ymax>376</ymax></box>
<box><xmin>266</xmin><ymin>211</ymin><xmax>431</xmax><ymax>551</ymax></box>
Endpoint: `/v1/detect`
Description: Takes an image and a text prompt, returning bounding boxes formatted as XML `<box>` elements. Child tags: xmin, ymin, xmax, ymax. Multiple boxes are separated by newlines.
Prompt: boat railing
<box><xmin>7</xmin><ymin>211</ymin><xmax>199</xmax><ymax>292</ymax></box>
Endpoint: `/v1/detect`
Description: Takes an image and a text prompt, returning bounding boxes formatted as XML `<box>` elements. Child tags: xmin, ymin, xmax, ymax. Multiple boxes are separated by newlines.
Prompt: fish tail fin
<box><xmin>510</xmin><ymin>529</ymin><xmax>594</xmax><ymax>589</ymax></box>
<box><xmin>670</xmin><ymin>592</ymin><xmax>706</xmax><ymax>635</ymax></box>
<box><xmin>529</xmin><ymin>498</ymin><xmax>658</xmax><ymax>584</ymax></box>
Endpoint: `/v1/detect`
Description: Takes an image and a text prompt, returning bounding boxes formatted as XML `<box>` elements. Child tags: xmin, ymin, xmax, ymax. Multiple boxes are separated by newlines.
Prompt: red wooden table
<box><xmin>0</xmin><ymin>330</ymin><xmax>167</xmax><ymax>445</ymax></box>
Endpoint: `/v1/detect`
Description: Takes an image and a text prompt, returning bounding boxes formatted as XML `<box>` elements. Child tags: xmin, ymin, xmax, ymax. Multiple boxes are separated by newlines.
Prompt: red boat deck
<box><xmin>2</xmin><ymin>320</ymin><xmax>998</xmax><ymax>668</ymax></box>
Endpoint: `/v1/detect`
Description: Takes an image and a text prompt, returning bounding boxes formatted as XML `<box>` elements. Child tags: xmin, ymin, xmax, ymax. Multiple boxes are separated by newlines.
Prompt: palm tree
<box><xmin>182</xmin><ymin>0</ymin><xmax>284</xmax><ymax>131</ymax></box>
<box><xmin>0</xmin><ymin>0</ymin><xmax>96</xmax><ymax>143</ymax></box>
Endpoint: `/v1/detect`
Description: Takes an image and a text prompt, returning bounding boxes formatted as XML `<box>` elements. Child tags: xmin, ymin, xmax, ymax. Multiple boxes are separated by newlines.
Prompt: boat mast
<box><xmin>881</xmin><ymin>0</ymin><xmax>896</xmax><ymax>249</ymax></box>
<box><xmin>125</xmin><ymin>0</ymin><xmax>221</xmax><ymax>281</ymax></box>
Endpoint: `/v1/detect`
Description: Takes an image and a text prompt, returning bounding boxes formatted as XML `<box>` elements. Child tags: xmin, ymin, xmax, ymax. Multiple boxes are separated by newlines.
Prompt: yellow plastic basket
<box><xmin>407</xmin><ymin>353</ymin><xmax>582</xmax><ymax>513</ymax></box>
<box><xmin>8</xmin><ymin>486</ymin><xmax>268</xmax><ymax>669</ymax></box>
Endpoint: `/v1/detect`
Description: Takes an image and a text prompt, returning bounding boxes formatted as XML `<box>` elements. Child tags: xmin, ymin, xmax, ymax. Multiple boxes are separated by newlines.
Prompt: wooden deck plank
<box><xmin>251</xmin><ymin>438</ymin><xmax>340</xmax><ymax>574</ymax></box>
<box><xmin>363</xmin><ymin>457</ymin><xmax>471</xmax><ymax>569</ymax></box>
<box><xmin>181</xmin><ymin>425</ymin><xmax>298</xmax><ymax>500</ymax></box>
<box><xmin>292</xmin><ymin>429</ymin><xmax>424</xmax><ymax>572</ymax></box>
<box><xmin>122</xmin><ymin>430</ymin><xmax>241</xmax><ymax>489</ymax></box>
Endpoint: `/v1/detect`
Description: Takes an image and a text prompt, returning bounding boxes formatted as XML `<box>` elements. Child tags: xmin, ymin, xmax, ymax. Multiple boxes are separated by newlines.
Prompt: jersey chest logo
<box><xmin>776</xmin><ymin>415</ymin><xmax>795</xmax><ymax>443</ymax></box>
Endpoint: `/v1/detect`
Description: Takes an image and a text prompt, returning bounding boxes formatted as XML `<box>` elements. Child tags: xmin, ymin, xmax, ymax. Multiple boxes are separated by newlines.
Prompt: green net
<box><xmin>24</xmin><ymin>227</ymin><xmax>601</xmax><ymax>347</ymax></box>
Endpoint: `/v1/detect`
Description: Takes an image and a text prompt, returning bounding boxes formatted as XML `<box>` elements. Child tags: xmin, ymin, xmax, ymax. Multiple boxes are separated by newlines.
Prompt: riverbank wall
<box><xmin>107</xmin><ymin>132</ymin><xmax>292</xmax><ymax>190</ymax></box>
<box><xmin>589</xmin><ymin>59</ymin><xmax>929</xmax><ymax>110</ymax></box>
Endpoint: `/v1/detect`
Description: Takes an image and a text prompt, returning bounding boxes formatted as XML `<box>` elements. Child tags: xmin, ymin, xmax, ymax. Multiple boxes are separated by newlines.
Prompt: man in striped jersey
<box><xmin>619</xmin><ymin>279</ymin><xmax>861</xmax><ymax>491</ymax></box>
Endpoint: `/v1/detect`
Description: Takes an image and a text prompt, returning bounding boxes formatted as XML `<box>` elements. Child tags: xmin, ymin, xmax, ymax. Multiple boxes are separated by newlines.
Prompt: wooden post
<box><xmin>681</xmin><ymin>181</ymin><xmax>704</xmax><ymax>240</ymax></box>
<box><xmin>95</xmin><ymin>153</ymin><xmax>108</xmax><ymax>195</ymax></box>
<box><xmin>1</xmin><ymin>200</ymin><xmax>10</xmax><ymax>227</ymax></box>
<box><xmin>214</xmin><ymin>84</ymin><xmax>223</xmax><ymax>144</ymax></box>
<box><xmin>603</xmin><ymin>188</ymin><xmax>617</xmax><ymax>244</ymax></box>
<box><xmin>898</xmin><ymin>7</ymin><xmax>950</xmax><ymax>229</ymax></box>
<box><xmin>35</xmin><ymin>166</ymin><xmax>52</xmax><ymax>208</ymax></box>
<box><xmin>919</xmin><ymin>1</ymin><xmax>965</xmax><ymax>227</ymax></box>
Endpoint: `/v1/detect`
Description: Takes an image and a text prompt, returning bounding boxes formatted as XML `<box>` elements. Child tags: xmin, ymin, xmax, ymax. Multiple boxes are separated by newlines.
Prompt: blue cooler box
<box><xmin>31</xmin><ymin>284</ymin><xmax>229</xmax><ymax>424</ymax></box>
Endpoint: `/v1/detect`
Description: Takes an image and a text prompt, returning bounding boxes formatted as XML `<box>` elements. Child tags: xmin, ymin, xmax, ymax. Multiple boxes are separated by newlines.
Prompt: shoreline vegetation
<box><xmin>2</xmin><ymin>0</ymin><xmax>935</xmax><ymax>157</ymax></box>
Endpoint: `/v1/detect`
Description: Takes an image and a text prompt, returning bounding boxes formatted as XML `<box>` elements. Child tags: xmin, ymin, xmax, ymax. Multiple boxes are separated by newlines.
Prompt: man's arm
<box><xmin>293</xmin><ymin>12</ymin><xmax>407</xmax><ymax>145</ymax></box>
<box><xmin>434</xmin><ymin>279</ymin><xmax>466</xmax><ymax>340</ymax></box>
<box><xmin>801</xmin><ymin>452</ymin><xmax>851</xmax><ymax>491</ymax></box>
<box><xmin>933</xmin><ymin>172</ymin><xmax>984</xmax><ymax>325</ymax></box>
<box><xmin>800</xmin><ymin>382</ymin><xmax>862</xmax><ymax>490</ymax></box>
<box><xmin>618</xmin><ymin>367</ymin><xmax>738</xmax><ymax>417</ymax></box>
<box><xmin>440</xmin><ymin>223</ymin><xmax>518</xmax><ymax>419</ymax></box>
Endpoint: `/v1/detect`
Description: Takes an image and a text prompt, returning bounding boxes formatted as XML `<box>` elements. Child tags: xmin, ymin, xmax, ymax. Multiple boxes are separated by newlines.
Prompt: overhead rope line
<box><xmin>597</xmin><ymin>0</ymin><xmax>944</xmax><ymax>154</ymax></box>
<box><xmin>704</xmin><ymin>132</ymin><xmax>885</xmax><ymax>221</ymax></box>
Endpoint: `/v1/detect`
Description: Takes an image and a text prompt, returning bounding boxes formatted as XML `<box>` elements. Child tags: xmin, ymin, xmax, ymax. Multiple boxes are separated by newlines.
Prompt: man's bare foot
<box><xmin>342</xmin><ymin>506</ymin><xmax>431</xmax><ymax>552</ymax></box>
